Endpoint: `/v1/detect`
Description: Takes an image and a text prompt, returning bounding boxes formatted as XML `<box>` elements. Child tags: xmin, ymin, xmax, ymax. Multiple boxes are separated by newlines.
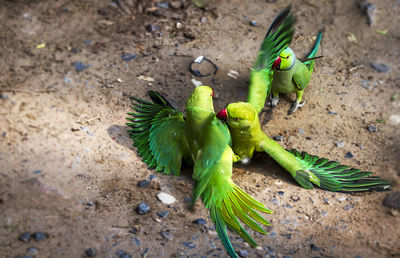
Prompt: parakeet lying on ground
<box><xmin>127</xmin><ymin>86</ymin><xmax>271</xmax><ymax>258</ymax></box>
<box><xmin>217</xmin><ymin>102</ymin><xmax>390</xmax><ymax>192</ymax></box>
<box><xmin>247</xmin><ymin>5</ymin><xmax>295</xmax><ymax>115</ymax></box>
<box><xmin>270</xmin><ymin>31</ymin><xmax>322</xmax><ymax>113</ymax></box>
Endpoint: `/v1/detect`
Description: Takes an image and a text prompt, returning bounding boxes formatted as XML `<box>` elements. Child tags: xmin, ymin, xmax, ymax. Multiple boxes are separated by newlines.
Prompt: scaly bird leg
<box><xmin>270</xmin><ymin>90</ymin><xmax>280</xmax><ymax>107</ymax></box>
<box><xmin>288</xmin><ymin>90</ymin><xmax>305</xmax><ymax>114</ymax></box>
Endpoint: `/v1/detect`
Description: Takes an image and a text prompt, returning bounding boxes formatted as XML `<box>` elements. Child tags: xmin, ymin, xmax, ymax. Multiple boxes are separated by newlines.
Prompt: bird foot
<box><xmin>271</xmin><ymin>97</ymin><xmax>279</xmax><ymax>107</ymax></box>
<box><xmin>288</xmin><ymin>99</ymin><xmax>305</xmax><ymax>114</ymax></box>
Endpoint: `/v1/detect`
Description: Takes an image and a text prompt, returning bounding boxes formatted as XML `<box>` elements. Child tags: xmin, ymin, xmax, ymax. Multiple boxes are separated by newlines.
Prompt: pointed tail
<box><xmin>288</xmin><ymin>149</ymin><xmax>391</xmax><ymax>192</ymax></box>
<box><xmin>303</xmin><ymin>31</ymin><xmax>322</xmax><ymax>71</ymax></box>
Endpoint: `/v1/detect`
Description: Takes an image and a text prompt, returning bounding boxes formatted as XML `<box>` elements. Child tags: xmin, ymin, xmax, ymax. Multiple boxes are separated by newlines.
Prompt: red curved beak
<box><xmin>272</xmin><ymin>56</ymin><xmax>281</xmax><ymax>69</ymax></box>
<box><xmin>211</xmin><ymin>90</ymin><xmax>214</xmax><ymax>97</ymax></box>
<box><xmin>216</xmin><ymin>108</ymin><xmax>227</xmax><ymax>120</ymax></box>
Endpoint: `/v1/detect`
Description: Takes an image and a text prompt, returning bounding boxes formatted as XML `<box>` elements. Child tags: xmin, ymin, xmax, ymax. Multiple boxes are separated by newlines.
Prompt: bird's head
<box><xmin>187</xmin><ymin>86</ymin><xmax>214</xmax><ymax>111</ymax></box>
<box><xmin>217</xmin><ymin>102</ymin><xmax>257</xmax><ymax>129</ymax></box>
<box><xmin>272</xmin><ymin>47</ymin><xmax>295</xmax><ymax>70</ymax></box>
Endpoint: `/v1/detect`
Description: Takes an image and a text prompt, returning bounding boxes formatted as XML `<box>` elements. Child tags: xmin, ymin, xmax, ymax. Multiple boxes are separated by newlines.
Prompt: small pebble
<box><xmin>137</xmin><ymin>180</ymin><xmax>150</xmax><ymax>188</ymax></box>
<box><xmin>238</xmin><ymin>250</ymin><xmax>248</xmax><ymax>257</ymax></box>
<box><xmin>157</xmin><ymin>211</ymin><xmax>169</xmax><ymax>218</ymax></box>
<box><xmin>87</xmin><ymin>201</ymin><xmax>94</xmax><ymax>207</ymax></box>
<box><xmin>277</xmin><ymin>191</ymin><xmax>284</xmax><ymax>196</ymax></box>
<box><xmin>344</xmin><ymin>152</ymin><xmax>354</xmax><ymax>158</ymax></box>
<box><xmin>18</xmin><ymin>232</ymin><xmax>31</xmax><ymax>242</ymax></box>
<box><xmin>32</xmin><ymin>232</ymin><xmax>47</xmax><ymax>242</ymax></box>
<box><xmin>160</xmin><ymin>231</ymin><xmax>173</xmax><ymax>240</ymax></box>
<box><xmin>157</xmin><ymin>192</ymin><xmax>176</xmax><ymax>205</ymax></box>
<box><xmin>323</xmin><ymin>198</ymin><xmax>330</xmax><ymax>204</ymax></box>
<box><xmin>74</xmin><ymin>61</ymin><xmax>89</xmax><ymax>72</ymax></box>
<box><xmin>149</xmin><ymin>174</ymin><xmax>156</xmax><ymax>180</ymax></box>
<box><xmin>249</xmin><ymin>20</ymin><xmax>258</xmax><ymax>26</ymax></box>
<box><xmin>136</xmin><ymin>202</ymin><xmax>150</xmax><ymax>215</ymax></box>
<box><xmin>367</xmin><ymin>125</ymin><xmax>377</xmax><ymax>132</ymax></box>
<box><xmin>33</xmin><ymin>170</ymin><xmax>42</xmax><ymax>175</ymax></box>
<box><xmin>146</xmin><ymin>24</ymin><xmax>160</xmax><ymax>33</ymax></box>
<box><xmin>27</xmin><ymin>247</ymin><xmax>38</xmax><ymax>254</ymax></box>
<box><xmin>267</xmin><ymin>249</ymin><xmax>276</xmax><ymax>256</ymax></box>
<box><xmin>273</xmin><ymin>135</ymin><xmax>283</xmax><ymax>141</ymax></box>
<box><xmin>298</xmin><ymin>128</ymin><xmax>305</xmax><ymax>135</ymax></box>
<box><xmin>2</xmin><ymin>132</ymin><xmax>6</xmax><ymax>137</ymax></box>
<box><xmin>116</xmin><ymin>249</ymin><xmax>126</xmax><ymax>256</ymax></box>
<box><xmin>371</xmin><ymin>63</ymin><xmax>389</xmax><ymax>73</ymax></box>
<box><xmin>382</xmin><ymin>191</ymin><xmax>400</xmax><ymax>209</ymax></box>
<box><xmin>335</xmin><ymin>141</ymin><xmax>344</xmax><ymax>148</ymax></box>
<box><xmin>310</xmin><ymin>244</ymin><xmax>321</xmax><ymax>251</ymax></box>
<box><xmin>344</xmin><ymin>204</ymin><xmax>354</xmax><ymax>211</ymax></box>
<box><xmin>85</xmin><ymin>248</ymin><xmax>96</xmax><ymax>257</ymax></box>
<box><xmin>271</xmin><ymin>198</ymin><xmax>279</xmax><ymax>205</ymax></box>
<box><xmin>132</xmin><ymin>237</ymin><xmax>141</xmax><ymax>246</ymax></box>
<box><xmin>156</xmin><ymin>2</ymin><xmax>169</xmax><ymax>9</ymax></box>
<box><xmin>129</xmin><ymin>227</ymin><xmax>138</xmax><ymax>234</ymax></box>
<box><xmin>193</xmin><ymin>218</ymin><xmax>207</xmax><ymax>225</ymax></box>
<box><xmin>290</xmin><ymin>195</ymin><xmax>300</xmax><ymax>202</ymax></box>
<box><xmin>328</xmin><ymin>111</ymin><xmax>338</xmax><ymax>115</ymax></box>
<box><xmin>182</xmin><ymin>241</ymin><xmax>197</xmax><ymax>249</ymax></box>
<box><xmin>337</xmin><ymin>196</ymin><xmax>347</xmax><ymax>202</ymax></box>
<box><xmin>120</xmin><ymin>255</ymin><xmax>131</xmax><ymax>258</ymax></box>
<box><xmin>121</xmin><ymin>53</ymin><xmax>138</xmax><ymax>62</ymax></box>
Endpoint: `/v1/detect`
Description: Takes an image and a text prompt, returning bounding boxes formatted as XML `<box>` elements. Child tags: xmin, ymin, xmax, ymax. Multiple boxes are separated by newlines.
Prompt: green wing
<box><xmin>288</xmin><ymin>149</ymin><xmax>391</xmax><ymax>192</ymax></box>
<box><xmin>248</xmin><ymin>6</ymin><xmax>295</xmax><ymax>114</ymax></box>
<box><xmin>192</xmin><ymin>119</ymin><xmax>272</xmax><ymax>258</ymax></box>
<box><xmin>292</xmin><ymin>62</ymin><xmax>311</xmax><ymax>90</ymax></box>
<box><xmin>253</xmin><ymin>6</ymin><xmax>295</xmax><ymax>71</ymax></box>
<box><xmin>126</xmin><ymin>91</ymin><xmax>189</xmax><ymax>175</ymax></box>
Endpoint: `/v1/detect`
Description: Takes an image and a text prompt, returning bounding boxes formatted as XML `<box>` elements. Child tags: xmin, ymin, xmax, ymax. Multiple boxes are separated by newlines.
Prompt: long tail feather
<box><xmin>288</xmin><ymin>149</ymin><xmax>391</xmax><ymax>192</ymax></box>
<box><xmin>303</xmin><ymin>31</ymin><xmax>322</xmax><ymax>71</ymax></box>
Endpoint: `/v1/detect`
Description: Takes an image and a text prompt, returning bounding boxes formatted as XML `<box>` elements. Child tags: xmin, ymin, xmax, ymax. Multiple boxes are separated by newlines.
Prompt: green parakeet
<box><xmin>217</xmin><ymin>102</ymin><xmax>390</xmax><ymax>192</ymax></box>
<box><xmin>247</xmin><ymin>6</ymin><xmax>295</xmax><ymax>115</ymax></box>
<box><xmin>126</xmin><ymin>86</ymin><xmax>272</xmax><ymax>258</ymax></box>
<box><xmin>270</xmin><ymin>31</ymin><xmax>322</xmax><ymax>113</ymax></box>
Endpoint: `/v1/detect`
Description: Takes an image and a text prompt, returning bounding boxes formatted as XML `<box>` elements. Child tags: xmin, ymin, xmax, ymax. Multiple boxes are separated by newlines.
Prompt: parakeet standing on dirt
<box><xmin>270</xmin><ymin>31</ymin><xmax>322</xmax><ymax>113</ymax></box>
<box><xmin>217</xmin><ymin>102</ymin><xmax>390</xmax><ymax>192</ymax></box>
<box><xmin>247</xmin><ymin>6</ymin><xmax>295</xmax><ymax>115</ymax></box>
<box><xmin>126</xmin><ymin>86</ymin><xmax>272</xmax><ymax>258</ymax></box>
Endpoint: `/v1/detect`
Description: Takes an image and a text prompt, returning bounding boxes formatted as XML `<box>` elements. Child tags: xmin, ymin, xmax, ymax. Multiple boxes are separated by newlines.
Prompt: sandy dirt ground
<box><xmin>0</xmin><ymin>0</ymin><xmax>399</xmax><ymax>257</ymax></box>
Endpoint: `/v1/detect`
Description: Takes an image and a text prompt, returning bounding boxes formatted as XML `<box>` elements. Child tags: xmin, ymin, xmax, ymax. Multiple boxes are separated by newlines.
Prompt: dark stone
<box><xmin>136</xmin><ymin>202</ymin><xmax>150</xmax><ymax>215</ymax></box>
<box><xmin>74</xmin><ymin>61</ymin><xmax>89</xmax><ymax>72</ymax></box>
<box><xmin>129</xmin><ymin>227</ymin><xmax>138</xmax><ymax>234</ymax></box>
<box><xmin>193</xmin><ymin>219</ymin><xmax>207</xmax><ymax>225</ymax></box>
<box><xmin>238</xmin><ymin>249</ymin><xmax>248</xmax><ymax>257</ymax></box>
<box><xmin>182</xmin><ymin>241</ymin><xmax>197</xmax><ymax>249</ymax></box>
<box><xmin>137</xmin><ymin>180</ymin><xmax>150</xmax><ymax>188</ymax></box>
<box><xmin>273</xmin><ymin>135</ymin><xmax>283</xmax><ymax>141</ymax></box>
<box><xmin>328</xmin><ymin>111</ymin><xmax>338</xmax><ymax>115</ymax></box>
<box><xmin>290</xmin><ymin>195</ymin><xmax>300</xmax><ymax>202</ymax></box>
<box><xmin>32</xmin><ymin>232</ymin><xmax>47</xmax><ymax>242</ymax></box>
<box><xmin>344</xmin><ymin>152</ymin><xmax>354</xmax><ymax>159</ymax></box>
<box><xmin>27</xmin><ymin>247</ymin><xmax>38</xmax><ymax>254</ymax></box>
<box><xmin>344</xmin><ymin>204</ymin><xmax>354</xmax><ymax>211</ymax></box>
<box><xmin>383</xmin><ymin>191</ymin><xmax>400</xmax><ymax>209</ymax></box>
<box><xmin>371</xmin><ymin>63</ymin><xmax>390</xmax><ymax>73</ymax></box>
<box><xmin>156</xmin><ymin>211</ymin><xmax>169</xmax><ymax>218</ymax></box>
<box><xmin>33</xmin><ymin>170</ymin><xmax>42</xmax><ymax>174</ymax></box>
<box><xmin>120</xmin><ymin>255</ymin><xmax>131</xmax><ymax>258</ymax></box>
<box><xmin>133</xmin><ymin>237</ymin><xmax>140</xmax><ymax>246</ymax></box>
<box><xmin>249</xmin><ymin>20</ymin><xmax>258</xmax><ymax>26</ymax></box>
<box><xmin>149</xmin><ymin>174</ymin><xmax>156</xmax><ymax>180</ymax></box>
<box><xmin>155</xmin><ymin>2</ymin><xmax>169</xmax><ymax>9</ymax></box>
<box><xmin>277</xmin><ymin>191</ymin><xmax>284</xmax><ymax>196</ymax></box>
<box><xmin>310</xmin><ymin>244</ymin><xmax>321</xmax><ymax>251</ymax></box>
<box><xmin>85</xmin><ymin>248</ymin><xmax>96</xmax><ymax>257</ymax></box>
<box><xmin>160</xmin><ymin>231</ymin><xmax>173</xmax><ymax>240</ymax></box>
<box><xmin>281</xmin><ymin>233</ymin><xmax>292</xmax><ymax>239</ymax></box>
<box><xmin>145</xmin><ymin>24</ymin><xmax>160</xmax><ymax>33</ymax></box>
<box><xmin>116</xmin><ymin>249</ymin><xmax>126</xmax><ymax>256</ymax></box>
<box><xmin>367</xmin><ymin>125</ymin><xmax>377</xmax><ymax>132</ymax></box>
<box><xmin>18</xmin><ymin>232</ymin><xmax>31</xmax><ymax>242</ymax></box>
<box><xmin>121</xmin><ymin>53</ymin><xmax>138</xmax><ymax>62</ymax></box>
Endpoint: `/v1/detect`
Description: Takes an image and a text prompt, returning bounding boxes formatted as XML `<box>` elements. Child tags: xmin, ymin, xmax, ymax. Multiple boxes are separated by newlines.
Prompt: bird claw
<box><xmin>288</xmin><ymin>99</ymin><xmax>304</xmax><ymax>114</ymax></box>
<box><xmin>271</xmin><ymin>97</ymin><xmax>279</xmax><ymax>107</ymax></box>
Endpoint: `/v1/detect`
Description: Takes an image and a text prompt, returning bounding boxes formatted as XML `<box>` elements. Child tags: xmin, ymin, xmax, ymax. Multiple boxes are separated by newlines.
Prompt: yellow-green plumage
<box><xmin>223</xmin><ymin>102</ymin><xmax>390</xmax><ymax>192</ymax></box>
<box><xmin>127</xmin><ymin>86</ymin><xmax>272</xmax><ymax>258</ymax></box>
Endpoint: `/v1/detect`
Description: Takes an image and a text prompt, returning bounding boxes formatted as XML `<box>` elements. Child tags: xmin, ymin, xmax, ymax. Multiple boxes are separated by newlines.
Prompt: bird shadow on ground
<box><xmin>107</xmin><ymin>124</ymin><xmax>133</xmax><ymax>151</ymax></box>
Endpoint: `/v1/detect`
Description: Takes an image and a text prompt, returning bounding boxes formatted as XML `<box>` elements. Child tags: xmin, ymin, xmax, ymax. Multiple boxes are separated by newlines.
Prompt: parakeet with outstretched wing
<box><xmin>127</xmin><ymin>86</ymin><xmax>272</xmax><ymax>258</ymax></box>
<box><xmin>248</xmin><ymin>5</ymin><xmax>295</xmax><ymax>115</ymax></box>
<box><xmin>270</xmin><ymin>31</ymin><xmax>323</xmax><ymax>113</ymax></box>
<box><xmin>217</xmin><ymin>102</ymin><xmax>390</xmax><ymax>192</ymax></box>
